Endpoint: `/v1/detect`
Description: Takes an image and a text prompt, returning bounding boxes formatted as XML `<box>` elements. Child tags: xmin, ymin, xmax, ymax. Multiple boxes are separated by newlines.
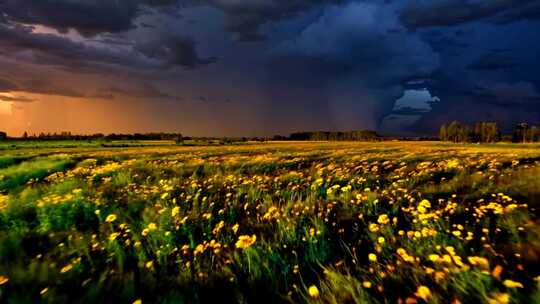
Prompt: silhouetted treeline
<box><xmin>1</xmin><ymin>132</ymin><xmax>266</xmax><ymax>144</ymax></box>
<box><xmin>11</xmin><ymin>132</ymin><xmax>184</xmax><ymax>142</ymax></box>
<box><xmin>439</xmin><ymin>121</ymin><xmax>539</xmax><ymax>143</ymax></box>
<box><xmin>288</xmin><ymin>130</ymin><xmax>380</xmax><ymax>141</ymax></box>
<box><xmin>512</xmin><ymin>123</ymin><xmax>540</xmax><ymax>143</ymax></box>
<box><xmin>439</xmin><ymin>121</ymin><xmax>501</xmax><ymax>143</ymax></box>
<box><xmin>103</xmin><ymin>133</ymin><xmax>183</xmax><ymax>141</ymax></box>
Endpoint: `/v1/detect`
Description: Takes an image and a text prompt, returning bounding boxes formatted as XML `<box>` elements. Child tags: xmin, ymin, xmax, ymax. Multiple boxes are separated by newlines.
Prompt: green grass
<box><xmin>0</xmin><ymin>157</ymin><xmax>76</xmax><ymax>191</ymax></box>
<box><xmin>0</xmin><ymin>141</ymin><xmax>538</xmax><ymax>303</ymax></box>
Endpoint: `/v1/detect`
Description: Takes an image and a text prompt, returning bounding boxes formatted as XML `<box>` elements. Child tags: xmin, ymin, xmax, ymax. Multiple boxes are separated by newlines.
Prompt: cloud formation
<box><xmin>0</xmin><ymin>0</ymin><xmax>539</xmax><ymax>136</ymax></box>
<box><xmin>400</xmin><ymin>0</ymin><xmax>540</xmax><ymax>30</ymax></box>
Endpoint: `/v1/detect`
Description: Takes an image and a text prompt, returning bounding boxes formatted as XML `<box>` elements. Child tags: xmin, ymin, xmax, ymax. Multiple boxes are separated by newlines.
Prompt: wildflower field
<box><xmin>0</xmin><ymin>141</ymin><xmax>539</xmax><ymax>303</ymax></box>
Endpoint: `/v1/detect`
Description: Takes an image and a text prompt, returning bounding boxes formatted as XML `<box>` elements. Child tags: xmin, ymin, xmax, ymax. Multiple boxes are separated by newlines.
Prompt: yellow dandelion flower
<box><xmin>429</xmin><ymin>254</ymin><xmax>440</xmax><ymax>262</ymax></box>
<box><xmin>232</xmin><ymin>223</ymin><xmax>239</xmax><ymax>234</ymax></box>
<box><xmin>308</xmin><ymin>285</ymin><xmax>320</xmax><ymax>298</ymax></box>
<box><xmin>467</xmin><ymin>256</ymin><xmax>489</xmax><ymax>269</ymax></box>
<box><xmin>369</xmin><ymin>223</ymin><xmax>380</xmax><ymax>232</ymax></box>
<box><xmin>368</xmin><ymin>253</ymin><xmax>377</xmax><ymax>262</ymax></box>
<box><xmin>109</xmin><ymin>232</ymin><xmax>119</xmax><ymax>241</ymax></box>
<box><xmin>105</xmin><ymin>214</ymin><xmax>117</xmax><ymax>223</ymax></box>
<box><xmin>141</xmin><ymin>228</ymin><xmax>150</xmax><ymax>237</ymax></box>
<box><xmin>503</xmin><ymin>280</ymin><xmax>523</xmax><ymax>288</ymax></box>
<box><xmin>377</xmin><ymin>214</ymin><xmax>389</xmax><ymax>225</ymax></box>
<box><xmin>487</xmin><ymin>293</ymin><xmax>509</xmax><ymax>304</ymax></box>
<box><xmin>235</xmin><ymin>235</ymin><xmax>257</xmax><ymax>249</ymax></box>
<box><xmin>415</xmin><ymin>285</ymin><xmax>431</xmax><ymax>301</ymax></box>
<box><xmin>60</xmin><ymin>264</ymin><xmax>73</xmax><ymax>274</ymax></box>
<box><xmin>194</xmin><ymin>244</ymin><xmax>205</xmax><ymax>255</ymax></box>
<box><xmin>133</xmin><ymin>299</ymin><xmax>143</xmax><ymax>304</ymax></box>
<box><xmin>171</xmin><ymin>206</ymin><xmax>180</xmax><ymax>217</ymax></box>
<box><xmin>362</xmin><ymin>281</ymin><xmax>372</xmax><ymax>288</ymax></box>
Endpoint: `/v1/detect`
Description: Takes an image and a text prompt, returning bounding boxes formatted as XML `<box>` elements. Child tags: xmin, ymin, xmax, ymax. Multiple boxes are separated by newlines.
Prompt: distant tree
<box><xmin>530</xmin><ymin>126</ymin><xmax>540</xmax><ymax>142</ymax></box>
<box><xmin>175</xmin><ymin>134</ymin><xmax>184</xmax><ymax>145</ymax></box>
<box><xmin>513</xmin><ymin>123</ymin><xmax>529</xmax><ymax>143</ymax></box>
<box><xmin>0</xmin><ymin>131</ymin><xmax>6</xmax><ymax>140</ymax></box>
<box><xmin>441</xmin><ymin>121</ymin><xmax>501</xmax><ymax>143</ymax></box>
<box><xmin>446</xmin><ymin>121</ymin><xmax>461</xmax><ymax>143</ymax></box>
<box><xmin>439</xmin><ymin>124</ymin><xmax>448</xmax><ymax>141</ymax></box>
<box><xmin>22</xmin><ymin>131</ymin><xmax>28</xmax><ymax>139</ymax></box>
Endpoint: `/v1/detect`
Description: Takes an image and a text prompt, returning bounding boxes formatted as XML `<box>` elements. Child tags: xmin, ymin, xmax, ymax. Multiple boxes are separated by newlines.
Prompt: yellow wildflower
<box><xmin>105</xmin><ymin>214</ymin><xmax>117</xmax><ymax>223</ymax></box>
<box><xmin>60</xmin><ymin>264</ymin><xmax>73</xmax><ymax>274</ymax></box>
<box><xmin>368</xmin><ymin>253</ymin><xmax>377</xmax><ymax>262</ymax></box>
<box><xmin>235</xmin><ymin>235</ymin><xmax>257</xmax><ymax>249</ymax></box>
<box><xmin>0</xmin><ymin>275</ymin><xmax>8</xmax><ymax>285</ymax></box>
<box><xmin>377</xmin><ymin>214</ymin><xmax>389</xmax><ymax>225</ymax></box>
<box><xmin>415</xmin><ymin>285</ymin><xmax>431</xmax><ymax>301</ymax></box>
<box><xmin>487</xmin><ymin>293</ymin><xmax>509</xmax><ymax>304</ymax></box>
<box><xmin>503</xmin><ymin>280</ymin><xmax>523</xmax><ymax>288</ymax></box>
<box><xmin>142</xmin><ymin>228</ymin><xmax>150</xmax><ymax>236</ymax></box>
<box><xmin>194</xmin><ymin>244</ymin><xmax>205</xmax><ymax>255</ymax></box>
<box><xmin>109</xmin><ymin>232</ymin><xmax>119</xmax><ymax>241</ymax></box>
<box><xmin>308</xmin><ymin>285</ymin><xmax>320</xmax><ymax>298</ymax></box>
<box><xmin>171</xmin><ymin>206</ymin><xmax>180</xmax><ymax>217</ymax></box>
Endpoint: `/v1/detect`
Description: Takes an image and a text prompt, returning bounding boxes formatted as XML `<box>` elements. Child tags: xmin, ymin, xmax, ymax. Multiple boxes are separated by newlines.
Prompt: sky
<box><xmin>0</xmin><ymin>0</ymin><xmax>539</xmax><ymax>137</ymax></box>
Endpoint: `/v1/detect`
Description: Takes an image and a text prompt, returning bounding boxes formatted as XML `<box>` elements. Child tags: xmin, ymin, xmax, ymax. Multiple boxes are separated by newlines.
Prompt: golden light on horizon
<box><xmin>0</xmin><ymin>94</ymin><xmax>13</xmax><ymax>116</ymax></box>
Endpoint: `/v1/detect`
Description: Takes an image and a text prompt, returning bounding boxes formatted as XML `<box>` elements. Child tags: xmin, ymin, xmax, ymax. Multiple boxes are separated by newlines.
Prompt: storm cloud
<box><xmin>0</xmin><ymin>0</ymin><xmax>539</xmax><ymax>136</ymax></box>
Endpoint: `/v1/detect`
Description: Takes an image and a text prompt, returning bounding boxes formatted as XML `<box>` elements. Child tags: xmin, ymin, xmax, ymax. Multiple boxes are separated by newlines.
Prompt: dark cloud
<box><xmin>0</xmin><ymin>78</ymin><xmax>18</xmax><ymax>92</ymax></box>
<box><xmin>1</xmin><ymin>0</ymin><xmax>540</xmax><ymax>136</ymax></box>
<box><xmin>96</xmin><ymin>83</ymin><xmax>183</xmax><ymax>100</ymax></box>
<box><xmin>143</xmin><ymin>0</ymin><xmax>180</xmax><ymax>6</ymax></box>
<box><xmin>400</xmin><ymin>0</ymin><xmax>540</xmax><ymax>30</ymax></box>
<box><xmin>0</xmin><ymin>22</ymin><xmax>214</xmax><ymax>71</ymax></box>
<box><xmin>467</xmin><ymin>52</ymin><xmax>517</xmax><ymax>70</ymax></box>
<box><xmin>412</xmin><ymin>98</ymin><xmax>540</xmax><ymax>133</ymax></box>
<box><xmin>471</xmin><ymin>81</ymin><xmax>540</xmax><ymax>104</ymax></box>
<box><xmin>491</xmin><ymin>1</ymin><xmax>540</xmax><ymax>24</ymax></box>
<box><xmin>21</xmin><ymin>79</ymin><xmax>86</xmax><ymax>98</ymax></box>
<box><xmin>199</xmin><ymin>0</ymin><xmax>341</xmax><ymax>41</ymax></box>
<box><xmin>0</xmin><ymin>0</ymin><xmax>185</xmax><ymax>37</ymax></box>
<box><xmin>0</xmin><ymin>22</ymin><xmax>156</xmax><ymax>71</ymax></box>
<box><xmin>0</xmin><ymin>95</ymin><xmax>34</xmax><ymax>102</ymax></box>
<box><xmin>0</xmin><ymin>0</ymin><xmax>139</xmax><ymax>37</ymax></box>
<box><xmin>135</xmin><ymin>33</ymin><xmax>217</xmax><ymax>68</ymax></box>
<box><xmin>271</xmin><ymin>2</ymin><xmax>439</xmax><ymax>127</ymax></box>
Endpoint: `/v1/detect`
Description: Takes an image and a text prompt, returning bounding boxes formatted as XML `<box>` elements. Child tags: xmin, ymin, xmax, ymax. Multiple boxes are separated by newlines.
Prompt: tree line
<box><xmin>0</xmin><ymin>131</ymin><xmax>185</xmax><ymax>142</ymax></box>
<box><xmin>287</xmin><ymin>130</ymin><xmax>380</xmax><ymax>141</ymax></box>
<box><xmin>439</xmin><ymin>121</ymin><xmax>540</xmax><ymax>143</ymax></box>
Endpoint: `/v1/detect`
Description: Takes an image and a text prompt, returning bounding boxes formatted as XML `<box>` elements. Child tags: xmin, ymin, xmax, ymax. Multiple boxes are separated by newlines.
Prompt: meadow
<box><xmin>0</xmin><ymin>141</ymin><xmax>539</xmax><ymax>303</ymax></box>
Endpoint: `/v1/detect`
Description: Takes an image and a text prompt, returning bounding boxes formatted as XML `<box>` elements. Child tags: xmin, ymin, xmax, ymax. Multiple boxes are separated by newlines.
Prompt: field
<box><xmin>0</xmin><ymin>141</ymin><xmax>539</xmax><ymax>303</ymax></box>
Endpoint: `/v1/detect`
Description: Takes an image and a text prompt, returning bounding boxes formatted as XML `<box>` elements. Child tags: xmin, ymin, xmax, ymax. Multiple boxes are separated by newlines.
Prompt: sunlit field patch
<box><xmin>0</xmin><ymin>141</ymin><xmax>539</xmax><ymax>303</ymax></box>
